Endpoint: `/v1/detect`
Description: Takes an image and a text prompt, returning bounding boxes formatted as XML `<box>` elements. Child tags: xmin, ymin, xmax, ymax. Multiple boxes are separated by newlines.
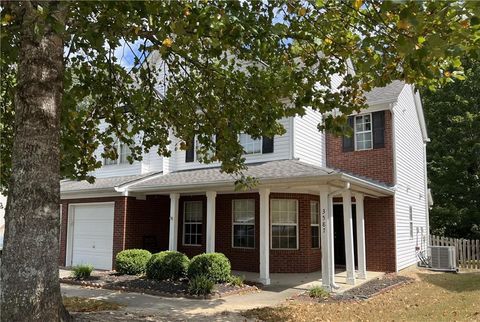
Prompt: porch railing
<box><xmin>430</xmin><ymin>234</ymin><xmax>480</xmax><ymax>270</ymax></box>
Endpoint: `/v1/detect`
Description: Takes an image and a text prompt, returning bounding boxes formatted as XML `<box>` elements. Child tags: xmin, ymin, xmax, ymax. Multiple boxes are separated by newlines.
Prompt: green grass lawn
<box><xmin>245</xmin><ymin>269</ymin><xmax>480</xmax><ymax>322</ymax></box>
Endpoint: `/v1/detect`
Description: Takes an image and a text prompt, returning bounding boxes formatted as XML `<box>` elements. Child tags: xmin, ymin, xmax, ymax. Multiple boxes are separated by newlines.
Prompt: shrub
<box><xmin>188</xmin><ymin>275</ymin><xmax>215</xmax><ymax>296</ymax></box>
<box><xmin>146</xmin><ymin>251</ymin><xmax>190</xmax><ymax>281</ymax></box>
<box><xmin>187</xmin><ymin>253</ymin><xmax>231</xmax><ymax>283</ymax></box>
<box><xmin>72</xmin><ymin>264</ymin><xmax>93</xmax><ymax>279</ymax></box>
<box><xmin>227</xmin><ymin>274</ymin><xmax>245</xmax><ymax>287</ymax></box>
<box><xmin>115</xmin><ymin>249</ymin><xmax>152</xmax><ymax>275</ymax></box>
<box><xmin>308</xmin><ymin>286</ymin><xmax>329</xmax><ymax>299</ymax></box>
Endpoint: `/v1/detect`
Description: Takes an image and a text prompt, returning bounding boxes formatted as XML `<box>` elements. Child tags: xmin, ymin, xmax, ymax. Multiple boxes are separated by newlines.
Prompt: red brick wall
<box><xmin>177</xmin><ymin>195</ymin><xmax>207</xmax><ymax>258</ymax></box>
<box><xmin>326</xmin><ymin>110</ymin><xmax>394</xmax><ymax>185</ymax></box>
<box><xmin>60</xmin><ymin>193</ymin><xmax>397</xmax><ymax>273</ymax></box>
<box><xmin>269</xmin><ymin>193</ymin><xmax>322</xmax><ymax>273</ymax></box>
<box><xmin>215</xmin><ymin>193</ymin><xmax>260</xmax><ymax>272</ymax></box>
<box><xmin>124</xmin><ymin>195</ymin><xmax>170</xmax><ymax>253</ymax></box>
<box><xmin>364</xmin><ymin>196</ymin><xmax>396</xmax><ymax>272</ymax></box>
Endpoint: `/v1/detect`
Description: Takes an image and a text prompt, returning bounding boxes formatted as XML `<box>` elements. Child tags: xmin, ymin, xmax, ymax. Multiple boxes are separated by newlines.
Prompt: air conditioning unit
<box><xmin>429</xmin><ymin>246</ymin><xmax>457</xmax><ymax>272</ymax></box>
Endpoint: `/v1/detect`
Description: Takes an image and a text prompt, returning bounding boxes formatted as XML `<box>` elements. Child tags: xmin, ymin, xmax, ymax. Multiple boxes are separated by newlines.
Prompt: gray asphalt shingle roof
<box><xmin>60</xmin><ymin>173</ymin><xmax>156</xmax><ymax>192</ymax></box>
<box><xmin>60</xmin><ymin>160</ymin><xmax>337</xmax><ymax>193</ymax></box>
<box><xmin>364</xmin><ymin>80</ymin><xmax>405</xmax><ymax>105</ymax></box>
<box><xmin>127</xmin><ymin>159</ymin><xmax>336</xmax><ymax>189</ymax></box>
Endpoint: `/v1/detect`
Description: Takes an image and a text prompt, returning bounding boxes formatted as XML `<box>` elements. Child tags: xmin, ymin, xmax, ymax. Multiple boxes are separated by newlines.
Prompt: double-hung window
<box><xmin>271</xmin><ymin>199</ymin><xmax>298</xmax><ymax>249</ymax></box>
<box><xmin>239</xmin><ymin>134</ymin><xmax>262</xmax><ymax>155</ymax></box>
<box><xmin>104</xmin><ymin>138</ymin><xmax>132</xmax><ymax>165</ymax></box>
<box><xmin>354</xmin><ymin>114</ymin><xmax>372</xmax><ymax>150</ymax></box>
<box><xmin>311</xmin><ymin>201</ymin><xmax>320</xmax><ymax>248</ymax></box>
<box><xmin>183</xmin><ymin>201</ymin><xmax>203</xmax><ymax>246</ymax></box>
<box><xmin>232</xmin><ymin>199</ymin><xmax>255</xmax><ymax>248</ymax></box>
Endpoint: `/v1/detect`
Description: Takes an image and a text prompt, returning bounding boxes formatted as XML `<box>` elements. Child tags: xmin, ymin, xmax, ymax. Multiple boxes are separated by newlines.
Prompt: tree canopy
<box><xmin>2</xmin><ymin>1</ymin><xmax>479</xmax><ymax>189</ymax></box>
<box><xmin>0</xmin><ymin>2</ymin><xmax>479</xmax><ymax>319</ymax></box>
<box><xmin>422</xmin><ymin>57</ymin><xmax>480</xmax><ymax>239</ymax></box>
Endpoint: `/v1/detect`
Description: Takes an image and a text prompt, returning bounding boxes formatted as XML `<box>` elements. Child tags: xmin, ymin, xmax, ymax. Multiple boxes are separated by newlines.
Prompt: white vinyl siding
<box><xmin>232</xmin><ymin>199</ymin><xmax>255</xmax><ymax>248</ymax></box>
<box><xmin>92</xmin><ymin>120</ymin><xmax>143</xmax><ymax>178</ymax></box>
<box><xmin>393</xmin><ymin>84</ymin><xmax>429</xmax><ymax>270</ymax></box>
<box><xmin>293</xmin><ymin>107</ymin><xmax>325</xmax><ymax>167</ymax></box>
<box><xmin>271</xmin><ymin>199</ymin><xmax>298</xmax><ymax>249</ymax></box>
<box><xmin>183</xmin><ymin>201</ymin><xmax>203</xmax><ymax>246</ymax></box>
<box><xmin>174</xmin><ymin>117</ymin><xmax>292</xmax><ymax>171</ymax></box>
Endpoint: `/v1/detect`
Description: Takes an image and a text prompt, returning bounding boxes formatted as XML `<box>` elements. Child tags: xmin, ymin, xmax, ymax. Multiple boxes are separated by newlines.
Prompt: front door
<box><xmin>333</xmin><ymin>204</ymin><xmax>357</xmax><ymax>267</ymax></box>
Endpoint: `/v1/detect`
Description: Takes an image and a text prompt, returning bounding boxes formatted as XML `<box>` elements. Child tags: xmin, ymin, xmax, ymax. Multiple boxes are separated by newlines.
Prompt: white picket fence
<box><xmin>430</xmin><ymin>235</ymin><xmax>480</xmax><ymax>270</ymax></box>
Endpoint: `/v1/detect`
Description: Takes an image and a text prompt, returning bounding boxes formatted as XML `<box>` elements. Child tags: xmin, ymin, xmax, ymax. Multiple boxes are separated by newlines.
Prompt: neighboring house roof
<box><xmin>61</xmin><ymin>160</ymin><xmax>394</xmax><ymax>197</ymax></box>
<box><xmin>364</xmin><ymin>80</ymin><xmax>406</xmax><ymax>106</ymax></box>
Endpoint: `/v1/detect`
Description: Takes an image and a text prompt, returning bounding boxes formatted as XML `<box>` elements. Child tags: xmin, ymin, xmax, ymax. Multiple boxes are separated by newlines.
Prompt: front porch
<box><xmin>234</xmin><ymin>269</ymin><xmax>385</xmax><ymax>293</ymax></box>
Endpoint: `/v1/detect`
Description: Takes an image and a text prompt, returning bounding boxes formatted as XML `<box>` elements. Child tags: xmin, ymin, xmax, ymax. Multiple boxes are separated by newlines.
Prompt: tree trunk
<box><xmin>0</xmin><ymin>2</ymin><xmax>71</xmax><ymax>321</ymax></box>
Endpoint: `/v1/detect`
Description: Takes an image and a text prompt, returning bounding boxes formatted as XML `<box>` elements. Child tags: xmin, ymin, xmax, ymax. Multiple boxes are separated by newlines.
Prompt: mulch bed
<box><xmin>295</xmin><ymin>273</ymin><xmax>414</xmax><ymax>303</ymax></box>
<box><xmin>60</xmin><ymin>271</ymin><xmax>258</xmax><ymax>299</ymax></box>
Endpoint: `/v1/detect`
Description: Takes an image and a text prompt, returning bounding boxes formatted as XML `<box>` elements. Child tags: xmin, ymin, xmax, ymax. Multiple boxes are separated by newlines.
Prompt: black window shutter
<box><xmin>262</xmin><ymin>136</ymin><xmax>274</xmax><ymax>154</ymax></box>
<box><xmin>372</xmin><ymin>111</ymin><xmax>385</xmax><ymax>149</ymax></box>
<box><xmin>342</xmin><ymin>116</ymin><xmax>355</xmax><ymax>152</ymax></box>
<box><xmin>185</xmin><ymin>137</ymin><xmax>195</xmax><ymax>162</ymax></box>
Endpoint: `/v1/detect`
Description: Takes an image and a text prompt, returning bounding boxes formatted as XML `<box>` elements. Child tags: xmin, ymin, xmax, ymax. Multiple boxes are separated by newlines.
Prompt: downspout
<box><xmin>327</xmin><ymin>182</ymin><xmax>351</xmax><ymax>289</ymax></box>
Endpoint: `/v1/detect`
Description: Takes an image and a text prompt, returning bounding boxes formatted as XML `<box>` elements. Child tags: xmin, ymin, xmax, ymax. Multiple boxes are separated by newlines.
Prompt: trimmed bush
<box><xmin>188</xmin><ymin>275</ymin><xmax>215</xmax><ymax>296</ymax></box>
<box><xmin>115</xmin><ymin>249</ymin><xmax>152</xmax><ymax>275</ymax></box>
<box><xmin>146</xmin><ymin>251</ymin><xmax>190</xmax><ymax>281</ymax></box>
<box><xmin>72</xmin><ymin>264</ymin><xmax>93</xmax><ymax>279</ymax></box>
<box><xmin>187</xmin><ymin>253</ymin><xmax>231</xmax><ymax>283</ymax></box>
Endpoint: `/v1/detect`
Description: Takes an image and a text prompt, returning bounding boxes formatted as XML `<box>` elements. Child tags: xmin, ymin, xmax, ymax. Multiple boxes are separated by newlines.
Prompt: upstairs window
<box><xmin>355</xmin><ymin>114</ymin><xmax>373</xmax><ymax>151</ymax></box>
<box><xmin>343</xmin><ymin>111</ymin><xmax>385</xmax><ymax>152</ymax></box>
<box><xmin>104</xmin><ymin>139</ymin><xmax>131</xmax><ymax>165</ymax></box>
<box><xmin>239</xmin><ymin>134</ymin><xmax>262</xmax><ymax>155</ymax></box>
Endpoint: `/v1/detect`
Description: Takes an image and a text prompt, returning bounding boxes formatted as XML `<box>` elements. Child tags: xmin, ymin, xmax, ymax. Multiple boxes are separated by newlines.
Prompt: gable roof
<box><xmin>364</xmin><ymin>80</ymin><xmax>406</xmax><ymax>106</ymax></box>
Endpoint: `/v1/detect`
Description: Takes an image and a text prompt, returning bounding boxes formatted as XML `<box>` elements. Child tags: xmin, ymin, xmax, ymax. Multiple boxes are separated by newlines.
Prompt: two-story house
<box><xmin>59</xmin><ymin>80</ymin><xmax>430</xmax><ymax>290</ymax></box>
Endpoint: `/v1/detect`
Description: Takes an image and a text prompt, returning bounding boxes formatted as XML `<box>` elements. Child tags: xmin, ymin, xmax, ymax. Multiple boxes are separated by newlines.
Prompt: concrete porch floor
<box><xmin>233</xmin><ymin>268</ymin><xmax>384</xmax><ymax>294</ymax></box>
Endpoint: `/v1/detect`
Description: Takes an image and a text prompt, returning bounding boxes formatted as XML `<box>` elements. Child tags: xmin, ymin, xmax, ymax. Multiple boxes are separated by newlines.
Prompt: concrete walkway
<box><xmin>61</xmin><ymin>269</ymin><xmax>383</xmax><ymax>318</ymax></box>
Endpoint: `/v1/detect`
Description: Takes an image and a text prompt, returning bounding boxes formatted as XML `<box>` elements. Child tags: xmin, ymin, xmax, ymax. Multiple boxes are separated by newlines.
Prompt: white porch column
<box><xmin>342</xmin><ymin>190</ymin><xmax>356</xmax><ymax>285</ymax></box>
<box><xmin>206</xmin><ymin>191</ymin><xmax>217</xmax><ymax>253</ymax></box>
<box><xmin>168</xmin><ymin>193</ymin><xmax>180</xmax><ymax>251</ymax></box>
<box><xmin>259</xmin><ymin>188</ymin><xmax>271</xmax><ymax>285</ymax></box>
<box><xmin>355</xmin><ymin>193</ymin><xmax>367</xmax><ymax>279</ymax></box>
<box><xmin>320</xmin><ymin>186</ymin><xmax>333</xmax><ymax>290</ymax></box>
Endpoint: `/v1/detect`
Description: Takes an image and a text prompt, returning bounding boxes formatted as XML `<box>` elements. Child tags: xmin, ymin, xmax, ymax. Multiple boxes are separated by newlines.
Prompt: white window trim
<box><xmin>103</xmin><ymin>139</ymin><xmax>131</xmax><ymax>166</ymax></box>
<box><xmin>231</xmin><ymin>199</ymin><xmax>255</xmax><ymax>249</ymax></box>
<box><xmin>239</xmin><ymin>133</ymin><xmax>263</xmax><ymax>156</ymax></box>
<box><xmin>354</xmin><ymin>113</ymin><xmax>373</xmax><ymax>151</ymax></box>
<box><xmin>270</xmin><ymin>199</ymin><xmax>299</xmax><ymax>250</ymax></box>
<box><xmin>311</xmin><ymin>201</ymin><xmax>320</xmax><ymax>249</ymax></box>
<box><xmin>183</xmin><ymin>201</ymin><xmax>203</xmax><ymax>246</ymax></box>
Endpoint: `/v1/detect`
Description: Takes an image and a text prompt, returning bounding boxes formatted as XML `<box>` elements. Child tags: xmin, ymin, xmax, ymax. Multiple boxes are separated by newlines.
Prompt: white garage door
<box><xmin>70</xmin><ymin>203</ymin><xmax>114</xmax><ymax>270</ymax></box>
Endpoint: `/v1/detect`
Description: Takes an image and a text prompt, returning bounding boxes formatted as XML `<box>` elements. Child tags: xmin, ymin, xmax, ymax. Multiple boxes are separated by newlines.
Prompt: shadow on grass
<box><xmin>417</xmin><ymin>272</ymin><xmax>480</xmax><ymax>292</ymax></box>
